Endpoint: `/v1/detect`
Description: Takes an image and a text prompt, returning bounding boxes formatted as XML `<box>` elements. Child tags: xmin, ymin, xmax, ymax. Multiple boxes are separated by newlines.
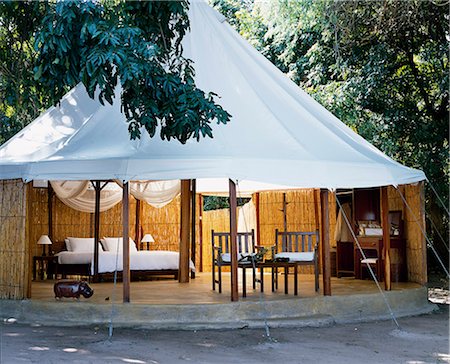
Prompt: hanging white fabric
<box><xmin>130</xmin><ymin>180</ymin><xmax>181</xmax><ymax>208</ymax></box>
<box><xmin>50</xmin><ymin>181</ymin><xmax>123</xmax><ymax>213</ymax></box>
<box><xmin>237</xmin><ymin>200</ymin><xmax>257</xmax><ymax>243</ymax></box>
<box><xmin>50</xmin><ymin>180</ymin><xmax>181</xmax><ymax>213</ymax></box>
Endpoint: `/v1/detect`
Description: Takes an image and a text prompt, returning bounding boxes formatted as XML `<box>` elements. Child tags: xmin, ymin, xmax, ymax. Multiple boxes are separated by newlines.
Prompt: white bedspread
<box><xmin>56</xmin><ymin>250</ymin><xmax>195</xmax><ymax>275</ymax></box>
<box><xmin>56</xmin><ymin>251</ymin><xmax>93</xmax><ymax>265</ymax></box>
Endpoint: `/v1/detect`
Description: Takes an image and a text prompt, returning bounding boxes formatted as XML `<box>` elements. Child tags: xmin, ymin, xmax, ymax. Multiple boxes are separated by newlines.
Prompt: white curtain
<box><xmin>50</xmin><ymin>180</ymin><xmax>181</xmax><ymax>213</ymax></box>
<box><xmin>238</xmin><ymin>200</ymin><xmax>257</xmax><ymax>243</ymax></box>
<box><xmin>130</xmin><ymin>180</ymin><xmax>181</xmax><ymax>208</ymax></box>
<box><xmin>50</xmin><ymin>181</ymin><xmax>122</xmax><ymax>213</ymax></box>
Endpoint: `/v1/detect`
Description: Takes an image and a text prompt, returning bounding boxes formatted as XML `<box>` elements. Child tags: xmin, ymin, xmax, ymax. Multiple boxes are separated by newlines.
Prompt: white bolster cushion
<box><xmin>275</xmin><ymin>252</ymin><xmax>315</xmax><ymax>262</ymax></box>
<box><xmin>68</xmin><ymin>237</ymin><xmax>98</xmax><ymax>253</ymax></box>
<box><xmin>102</xmin><ymin>237</ymin><xmax>138</xmax><ymax>253</ymax></box>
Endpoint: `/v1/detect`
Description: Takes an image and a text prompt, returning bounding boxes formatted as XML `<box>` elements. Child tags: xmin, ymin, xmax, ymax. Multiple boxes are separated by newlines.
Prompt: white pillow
<box><xmin>64</xmin><ymin>238</ymin><xmax>72</xmax><ymax>251</ymax></box>
<box><xmin>102</xmin><ymin>237</ymin><xmax>137</xmax><ymax>253</ymax></box>
<box><xmin>68</xmin><ymin>237</ymin><xmax>99</xmax><ymax>253</ymax></box>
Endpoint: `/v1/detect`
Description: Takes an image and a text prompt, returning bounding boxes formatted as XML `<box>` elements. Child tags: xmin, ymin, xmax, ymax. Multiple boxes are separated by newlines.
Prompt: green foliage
<box><xmin>0</xmin><ymin>2</ymin><xmax>51</xmax><ymax>144</ymax></box>
<box><xmin>212</xmin><ymin>0</ymin><xmax>449</xmax><ymax>266</ymax></box>
<box><xmin>0</xmin><ymin>1</ymin><xmax>231</xmax><ymax>145</ymax></box>
<box><xmin>203</xmin><ymin>196</ymin><xmax>250</xmax><ymax>211</ymax></box>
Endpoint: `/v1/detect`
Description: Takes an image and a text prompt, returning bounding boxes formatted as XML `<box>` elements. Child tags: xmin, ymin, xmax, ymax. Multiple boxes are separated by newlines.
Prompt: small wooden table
<box><xmin>240</xmin><ymin>260</ymin><xmax>300</xmax><ymax>297</ymax></box>
<box><xmin>33</xmin><ymin>255</ymin><xmax>57</xmax><ymax>280</ymax></box>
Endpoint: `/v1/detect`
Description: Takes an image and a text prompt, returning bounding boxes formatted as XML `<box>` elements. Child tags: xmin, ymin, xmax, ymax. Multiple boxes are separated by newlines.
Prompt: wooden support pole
<box><xmin>320</xmin><ymin>189</ymin><xmax>331</xmax><ymax>296</ymax></box>
<box><xmin>229</xmin><ymin>179</ymin><xmax>239</xmax><ymax>302</ymax></box>
<box><xmin>381</xmin><ymin>186</ymin><xmax>391</xmax><ymax>290</ymax></box>
<box><xmin>122</xmin><ymin>181</ymin><xmax>130</xmax><ymax>303</ymax></box>
<box><xmin>313</xmin><ymin>189</ymin><xmax>320</xmax><ymax>232</ymax></box>
<box><xmin>93</xmin><ymin>181</ymin><xmax>101</xmax><ymax>281</ymax></box>
<box><xmin>191</xmin><ymin>179</ymin><xmax>196</xmax><ymax>279</ymax></box>
<box><xmin>135</xmin><ymin>199</ymin><xmax>143</xmax><ymax>249</ymax></box>
<box><xmin>47</xmin><ymin>182</ymin><xmax>54</xmax><ymax>256</ymax></box>
<box><xmin>199</xmin><ymin>194</ymin><xmax>204</xmax><ymax>273</ymax></box>
<box><xmin>255</xmin><ymin>192</ymin><xmax>261</xmax><ymax>245</ymax></box>
<box><xmin>179</xmin><ymin>179</ymin><xmax>191</xmax><ymax>283</ymax></box>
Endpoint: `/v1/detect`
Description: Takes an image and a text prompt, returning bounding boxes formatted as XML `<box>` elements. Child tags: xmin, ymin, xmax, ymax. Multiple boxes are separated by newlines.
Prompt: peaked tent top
<box><xmin>0</xmin><ymin>1</ymin><xmax>425</xmax><ymax>190</ymax></box>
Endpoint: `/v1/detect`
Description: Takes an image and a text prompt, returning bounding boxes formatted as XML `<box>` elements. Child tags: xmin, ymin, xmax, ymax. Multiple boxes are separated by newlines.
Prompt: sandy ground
<box><xmin>0</xmin><ymin>305</ymin><xmax>448</xmax><ymax>364</ymax></box>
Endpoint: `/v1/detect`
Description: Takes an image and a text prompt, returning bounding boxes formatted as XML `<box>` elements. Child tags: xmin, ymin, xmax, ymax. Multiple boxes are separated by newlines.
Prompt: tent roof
<box><xmin>0</xmin><ymin>1</ymin><xmax>425</xmax><ymax>190</ymax></box>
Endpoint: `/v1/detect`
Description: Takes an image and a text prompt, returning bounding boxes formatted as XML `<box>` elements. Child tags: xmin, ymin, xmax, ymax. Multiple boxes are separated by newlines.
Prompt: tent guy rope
<box><xmin>336</xmin><ymin>197</ymin><xmax>401</xmax><ymax>330</ymax></box>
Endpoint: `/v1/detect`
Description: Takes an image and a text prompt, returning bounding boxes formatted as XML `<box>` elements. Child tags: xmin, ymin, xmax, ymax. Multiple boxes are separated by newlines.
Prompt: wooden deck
<box><xmin>31</xmin><ymin>272</ymin><xmax>420</xmax><ymax>305</ymax></box>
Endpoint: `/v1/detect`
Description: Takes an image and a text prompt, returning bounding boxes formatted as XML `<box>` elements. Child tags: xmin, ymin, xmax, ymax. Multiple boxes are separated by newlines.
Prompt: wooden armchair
<box><xmin>211</xmin><ymin>229</ymin><xmax>259</xmax><ymax>293</ymax></box>
<box><xmin>273</xmin><ymin>229</ymin><xmax>320</xmax><ymax>292</ymax></box>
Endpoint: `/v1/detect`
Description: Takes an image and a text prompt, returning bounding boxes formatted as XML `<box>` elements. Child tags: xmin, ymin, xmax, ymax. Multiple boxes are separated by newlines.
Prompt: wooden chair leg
<box><xmin>218</xmin><ymin>264</ymin><xmax>222</xmax><ymax>294</ymax></box>
<box><xmin>315</xmin><ymin>257</ymin><xmax>319</xmax><ymax>292</ymax></box>
<box><xmin>212</xmin><ymin>262</ymin><xmax>216</xmax><ymax>291</ymax></box>
<box><xmin>252</xmin><ymin>265</ymin><xmax>256</xmax><ymax>289</ymax></box>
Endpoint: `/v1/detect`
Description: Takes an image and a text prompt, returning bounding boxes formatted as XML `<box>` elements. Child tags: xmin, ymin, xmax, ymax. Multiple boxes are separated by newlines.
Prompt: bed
<box><xmin>54</xmin><ymin>237</ymin><xmax>195</xmax><ymax>281</ymax></box>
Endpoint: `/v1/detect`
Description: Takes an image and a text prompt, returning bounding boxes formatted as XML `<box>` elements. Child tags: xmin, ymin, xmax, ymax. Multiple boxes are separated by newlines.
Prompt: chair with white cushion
<box><xmin>273</xmin><ymin>229</ymin><xmax>320</xmax><ymax>292</ymax></box>
<box><xmin>211</xmin><ymin>229</ymin><xmax>257</xmax><ymax>294</ymax></box>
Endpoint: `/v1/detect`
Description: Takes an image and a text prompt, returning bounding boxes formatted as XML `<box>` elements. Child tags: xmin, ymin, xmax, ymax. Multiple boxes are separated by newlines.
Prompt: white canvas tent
<box><xmin>0</xmin><ymin>1</ymin><xmax>427</xmax><ymax>302</ymax></box>
<box><xmin>0</xmin><ymin>1</ymin><xmax>425</xmax><ymax>189</ymax></box>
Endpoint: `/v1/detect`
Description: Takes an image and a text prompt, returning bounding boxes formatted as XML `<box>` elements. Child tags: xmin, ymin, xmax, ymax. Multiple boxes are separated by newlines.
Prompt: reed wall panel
<box><xmin>0</xmin><ymin>179</ymin><xmax>30</xmax><ymax>299</ymax></box>
<box><xmin>24</xmin><ymin>183</ymin><xmax>426</xmax><ymax>287</ymax></box>
<box><xmin>201</xmin><ymin>208</ymin><xmax>230</xmax><ymax>273</ymax></box>
<box><xmin>200</xmin><ymin>190</ymin><xmax>336</xmax><ymax>275</ymax></box>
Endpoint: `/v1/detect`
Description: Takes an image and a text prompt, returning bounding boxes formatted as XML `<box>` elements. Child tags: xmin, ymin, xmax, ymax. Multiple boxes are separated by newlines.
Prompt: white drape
<box><xmin>237</xmin><ymin>200</ymin><xmax>257</xmax><ymax>243</ymax></box>
<box><xmin>50</xmin><ymin>180</ymin><xmax>181</xmax><ymax>213</ymax></box>
<box><xmin>50</xmin><ymin>181</ymin><xmax>123</xmax><ymax>213</ymax></box>
<box><xmin>129</xmin><ymin>180</ymin><xmax>181</xmax><ymax>208</ymax></box>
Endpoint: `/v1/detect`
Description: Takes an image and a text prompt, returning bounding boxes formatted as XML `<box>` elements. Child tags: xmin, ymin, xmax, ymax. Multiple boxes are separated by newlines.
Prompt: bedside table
<box><xmin>33</xmin><ymin>255</ymin><xmax>57</xmax><ymax>280</ymax></box>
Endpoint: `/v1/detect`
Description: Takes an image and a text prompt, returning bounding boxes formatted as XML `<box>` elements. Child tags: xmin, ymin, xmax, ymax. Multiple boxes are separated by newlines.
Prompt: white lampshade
<box><xmin>37</xmin><ymin>235</ymin><xmax>52</xmax><ymax>245</ymax></box>
<box><xmin>141</xmin><ymin>234</ymin><xmax>155</xmax><ymax>243</ymax></box>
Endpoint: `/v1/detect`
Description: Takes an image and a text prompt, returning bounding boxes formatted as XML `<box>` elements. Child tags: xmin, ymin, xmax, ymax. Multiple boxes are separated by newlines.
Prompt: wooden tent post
<box><xmin>47</xmin><ymin>182</ymin><xmax>54</xmax><ymax>255</ymax></box>
<box><xmin>313</xmin><ymin>189</ymin><xmax>320</xmax><ymax>231</ymax></box>
<box><xmin>229</xmin><ymin>179</ymin><xmax>239</xmax><ymax>302</ymax></box>
<box><xmin>199</xmin><ymin>194</ymin><xmax>204</xmax><ymax>272</ymax></box>
<box><xmin>93</xmin><ymin>181</ymin><xmax>101</xmax><ymax>282</ymax></box>
<box><xmin>320</xmin><ymin>189</ymin><xmax>331</xmax><ymax>296</ymax></box>
<box><xmin>255</xmin><ymin>192</ymin><xmax>261</xmax><ymax>245</ymax></box>
<box><xmin>179</xmin><ymin>179</ymin><xmax>191</xmax><ymax>283</ymax></box>
<box><xmin>381</xmin><ymin>186</ymin><xmax>391</xmax><ymax>290</ymax></box>
<box><xmin>122</xmin><ymin>181</ymin><xmax>130</xmax><ymax>303</ymax></box>
<box><xmin>191</xmin><ymin>179</ymin><xmax>196</xmax><ymax>279</ymax></box>
<box><xmin>135</xmin><ymin>199</ymin><xmax>143</xmax><ymax>249</ymax></box>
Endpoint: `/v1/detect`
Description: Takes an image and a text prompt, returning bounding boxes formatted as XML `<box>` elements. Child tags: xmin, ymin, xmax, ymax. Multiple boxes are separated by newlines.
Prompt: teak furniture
<box><xmin>273</xmin><ymin>229</ymin><xmax>320</xmax><ymax>292</ymax></box>
<box><xmin>240</xmin><ymin>260</ymin><xmax>301</xmax><ymax>297</ymax></box>
<box><xmin>211</xmin><ymin>229</ymin><xmax>258</xmax><ymax>293</ymax></box>
<box><xmin>33</xmin><ymin>255</ymin><xmax>57</xmax><ymax>280</ymax></box>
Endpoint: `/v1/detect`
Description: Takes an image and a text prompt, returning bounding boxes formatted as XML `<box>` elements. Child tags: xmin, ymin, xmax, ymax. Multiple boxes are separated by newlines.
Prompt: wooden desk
<box><xmin>354</xmin><ymin>237</ymin><xmax>383</xmax><ymax>280</ymax></box>
<box><xmin>33</xmin><ymin>255</ymin><xmax>57</xmax><ymax>280</ymax></box>
<box><xmin>336</xmin><ymin>241</ymin><xmax>354</xmax><ymax>277</ymax></box>
<box><xmin>354</xmin><ymin>237</ymin><xmax>407</xmax><ymax>282</ymax></box>
<box><xmin>240</xmin><ymin>260</ymin><xmax>300</xmax><ymax>297</ymax></box>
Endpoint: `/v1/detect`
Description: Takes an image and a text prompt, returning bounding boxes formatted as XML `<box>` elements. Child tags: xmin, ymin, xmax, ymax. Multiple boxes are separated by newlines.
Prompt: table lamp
<box><xmin>141</xmin><ymin>234</ymin><xmax>155</xmax><ymax>250</ymax></box>
<box><xmin>37</xmin><ymin>235</ymin><xmax>52</xmax><ymax>256</ymax></box>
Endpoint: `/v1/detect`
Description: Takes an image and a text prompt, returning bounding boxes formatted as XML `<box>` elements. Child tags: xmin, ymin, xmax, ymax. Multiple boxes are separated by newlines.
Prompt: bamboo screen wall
<box><xmin>27</xmin><ymin>187</ymin><xmax>201</xmax><ymax>272</ymax></box>
<box><xmin>386</xmin><ymin>184</ymin><xmax>427</xmax><ymax>284</ymax></box>
<box><xmin>0</xmin><ymin>180</ymin><xmax>30</xmax><ymax>299</ymax></box>
<box><xmin>200</xmin><ymin>190</ymin><xmax>336</xmax><ymax>275</ymax></box>
<box><xmin>0</xmin><ymin>181</ymin><xmax>426</xmax><ymax>300</ymax></box>
<box><xmin>201</xmin><ymin>186</ymin><xmax>426</xmax><ymax>283</ymax></box>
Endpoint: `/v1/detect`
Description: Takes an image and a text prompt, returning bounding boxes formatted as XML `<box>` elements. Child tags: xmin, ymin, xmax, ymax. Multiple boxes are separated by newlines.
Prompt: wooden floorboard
<box><xmin>31</xmin><ymin>272</ymin><xmax>420</xmax><ymax>305</ymax></box>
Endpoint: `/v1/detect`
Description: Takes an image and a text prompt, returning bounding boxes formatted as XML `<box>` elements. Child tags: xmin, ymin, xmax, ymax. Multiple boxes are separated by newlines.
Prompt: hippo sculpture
<box><xmin>54</xmin><ymin>280</ymin><xmax>94</xmax><ymax>300</ymax></box>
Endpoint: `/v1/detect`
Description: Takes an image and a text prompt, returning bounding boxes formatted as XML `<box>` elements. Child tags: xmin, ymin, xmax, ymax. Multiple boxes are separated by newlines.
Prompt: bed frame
<box><xmin>54</xmin><ymin>262</ymin><xmax>179</xmax><ymax>282</ymax></box>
